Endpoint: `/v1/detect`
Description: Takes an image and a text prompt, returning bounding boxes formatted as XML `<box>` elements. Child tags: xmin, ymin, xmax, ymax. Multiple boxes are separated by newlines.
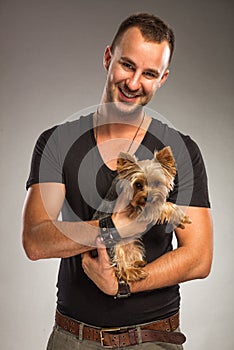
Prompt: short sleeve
<box><xmin>26</xmin><ymin>126</ymin><xmax>64</xmax><ymax>189</ymax></box>
<box><xmin>186</xmin><ymin>138</ymin><xmax>210</xmax><ymax>207</ymax></box>
<box><xmin>169</xmin><ymin>136</ymin><xmax>211</xmax><ymax>208</ymax></box>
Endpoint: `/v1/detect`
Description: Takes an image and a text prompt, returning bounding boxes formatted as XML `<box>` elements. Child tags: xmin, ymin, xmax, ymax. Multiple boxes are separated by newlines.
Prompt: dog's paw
<box><xmin>177</xmin><ymin>215</ymin><xmax>192</xmax><ymax>229</ymax></box>
<box><xmin>116</xmin><ymin>261</ymin><xmax>148</xmax><ymax>283</ymax></box>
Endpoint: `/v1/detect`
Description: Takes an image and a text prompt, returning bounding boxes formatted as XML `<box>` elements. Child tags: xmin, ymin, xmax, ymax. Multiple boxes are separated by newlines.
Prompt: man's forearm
<box><xmin>23</xmin><ymin>219</ymin><xmax>99</xmax><ymax>260</ymax></box>
<box><xmin>129</xmin><ymin>246</ymin><xmax>211</xmax><ymax>293</ymax></box>
<box><xmin>130</xmin><ymin>208</ymin><xmax>213</xmax><ymax>293</ymax></box>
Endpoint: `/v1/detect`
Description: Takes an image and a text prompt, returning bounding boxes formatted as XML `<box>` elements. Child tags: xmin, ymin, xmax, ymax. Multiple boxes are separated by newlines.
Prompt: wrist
<box><xmin>114</xmin><ymin>279</ymin><xmax>131</xmax><ymax>299</ymax></box>
<box><xmin>99</xmin><ymin>216</ymin><xmax>121</xmax><ymax>247</ymax></box>
<box><xmin>103</xmin><ymin>276</ymin><xmax>118</xmax><ymax>296</ymax></box>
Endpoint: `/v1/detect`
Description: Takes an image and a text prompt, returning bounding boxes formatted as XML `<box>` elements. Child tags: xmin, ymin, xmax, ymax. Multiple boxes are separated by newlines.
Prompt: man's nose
<box><xmin>125</xmin><ymin>71</ymin><xmax>142</xmax><ymax>91</ymax></box>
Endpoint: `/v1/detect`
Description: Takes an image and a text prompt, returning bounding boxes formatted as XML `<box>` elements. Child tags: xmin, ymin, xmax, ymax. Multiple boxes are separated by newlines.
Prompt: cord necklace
<box><xmin>95</xmin><ymin>110</ymin><xmax>145</xmax><ymax>154</ymax></box>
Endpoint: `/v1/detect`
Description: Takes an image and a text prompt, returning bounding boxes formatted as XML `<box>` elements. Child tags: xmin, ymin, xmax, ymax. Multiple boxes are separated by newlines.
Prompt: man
<box><xmin>22</xmin><ymin>13</ymin><xmax>213</xmax><ymax>349</ymax></box>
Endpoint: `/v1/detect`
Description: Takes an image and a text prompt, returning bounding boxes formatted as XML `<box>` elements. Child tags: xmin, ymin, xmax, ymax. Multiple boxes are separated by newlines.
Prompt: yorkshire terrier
<box><xmin>93</xmin><ymin>146</ymin><xmax>191</xmax><ymax>283</ymax></box>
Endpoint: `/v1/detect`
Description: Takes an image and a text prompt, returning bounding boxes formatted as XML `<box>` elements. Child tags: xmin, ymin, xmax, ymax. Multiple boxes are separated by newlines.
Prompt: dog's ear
<box><xmin>154</xmin><ymin>147</ymin><xmax>177</xmax><ymax>177</ymax></box>
<box><xmin>117</xmin><ymin>152</ymin><xmax>138</xmax><ymax>174</ymax></box>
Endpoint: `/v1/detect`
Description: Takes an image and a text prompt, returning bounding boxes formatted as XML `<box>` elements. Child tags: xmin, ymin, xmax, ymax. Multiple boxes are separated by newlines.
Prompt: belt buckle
<box><xmin>100</xmin><ymin>327</ymin><xmax>121</xmax><ymax>348</ymax></box>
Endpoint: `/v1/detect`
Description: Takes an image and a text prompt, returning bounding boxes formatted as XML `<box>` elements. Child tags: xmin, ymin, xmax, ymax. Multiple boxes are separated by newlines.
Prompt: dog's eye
<box><xmin>135</xmin><ymin>182</ymin><xmax>143</xmax><ymax>190</ymax></box>
<box><xmin>154</xmin><ymin>181</ymin><xmax>160</xmax><ymax>187</ymax></box>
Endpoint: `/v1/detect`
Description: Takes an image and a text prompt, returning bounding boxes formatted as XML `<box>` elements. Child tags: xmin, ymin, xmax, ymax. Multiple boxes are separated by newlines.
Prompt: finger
<box><xmin>96</xmin><ymin>236</ymin><xmax>105</xmax><ymax>248</ymax></box>
<box><xmin>96</xmin><ymin>237</ymin><xmax>111</xmax><ymax>264</ymax></box>
<box><xmin>81</xmin><ymin>251</ymin><xmax>89</xmax><ymax>261</ymax></box>
<box><xmin>81</xmin><ymin>251</ymin><xmax>93</xmax><ymax>271</ymax></box>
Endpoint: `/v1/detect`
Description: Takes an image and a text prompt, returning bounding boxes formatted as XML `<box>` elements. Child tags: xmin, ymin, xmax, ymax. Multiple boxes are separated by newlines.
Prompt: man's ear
<box><xmin>158</xmin><ymin>69</ymin><xmax>169</xmax><ymax>88</ymax></box>
<box><xmin>103</xmin><ymin>46</ymin><xmax>112</xmax><ymax>71</ymax></box>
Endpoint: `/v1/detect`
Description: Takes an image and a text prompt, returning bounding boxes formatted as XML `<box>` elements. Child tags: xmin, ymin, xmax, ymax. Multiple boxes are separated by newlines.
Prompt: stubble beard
<box><xmin>105</xmin><ymin>84</ymin><xmax>145</xmax><ymax>120</ymax></box>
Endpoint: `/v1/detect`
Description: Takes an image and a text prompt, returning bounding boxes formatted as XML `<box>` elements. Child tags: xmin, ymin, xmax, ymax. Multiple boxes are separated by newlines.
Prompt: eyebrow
<box><xmin>120</xmin><ymin>56</ymin><xmax>160</xmax><ymax>77</ymax></box>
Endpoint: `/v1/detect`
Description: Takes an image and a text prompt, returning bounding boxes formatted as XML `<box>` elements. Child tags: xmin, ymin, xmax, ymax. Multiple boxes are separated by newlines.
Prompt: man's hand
<box><xmin>112</xmin><ymin>191</ymin><xmax>150</xmax><ymax>239</ymax></box>
<box><xmin>82</xmin><ymin>238</ymin><xmax>118</xmax><ymax>296</ymax></box>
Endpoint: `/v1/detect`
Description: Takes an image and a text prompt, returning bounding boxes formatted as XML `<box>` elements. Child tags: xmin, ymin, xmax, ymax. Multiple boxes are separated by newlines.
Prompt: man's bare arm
<box><xmin>130</xmin><ymin>207</ymin><xmax>213</xmax><ymax>293</ymax></box>
<box><xmin>22</xmin><ymin>183</ymin><xmax>99</xmax><ymax>260</ymax></box>
<box><xmin>82</xmin><ymin>207</ymin><xmax>213</xmax><ymax>295</ymax></box>
<box><xmin>22</xmin><ymin>183</ymin><xmax>148</xmax><ymax>261</ymax></box>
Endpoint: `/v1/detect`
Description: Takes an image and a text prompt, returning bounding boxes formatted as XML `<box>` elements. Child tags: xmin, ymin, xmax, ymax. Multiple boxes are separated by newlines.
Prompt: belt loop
<box><xmin>136</xmin><ymin>326</ymin><xmax>142</xmax><ymax>344</ymax></box>
<box><xmin>78</xmin><ymin>323</ymin><xmax>84</xmax><ymax>341</ymax></box>
<box><xmin>169</xmin><ymin>313</ymin><xmax>177</xmax><ymax>331</ymax></box>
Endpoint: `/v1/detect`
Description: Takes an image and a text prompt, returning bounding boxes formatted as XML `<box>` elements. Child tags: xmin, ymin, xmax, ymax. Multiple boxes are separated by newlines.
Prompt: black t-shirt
<box><xmin>26</xmin><ymin>113</ymin><xmax>210</xmax><ymax>327</ymax></box>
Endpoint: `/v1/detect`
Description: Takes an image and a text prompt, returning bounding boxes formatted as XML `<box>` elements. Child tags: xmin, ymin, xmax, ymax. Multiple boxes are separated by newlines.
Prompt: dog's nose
<box><xmin>146</xmin><ymin>194</ymin><xmax>153</xmax><ymax>203</ymax></box>
<box><xmin>138</xmin><ymin>196</ymin><xmax>147</xmax><ymax>205</ymax></box>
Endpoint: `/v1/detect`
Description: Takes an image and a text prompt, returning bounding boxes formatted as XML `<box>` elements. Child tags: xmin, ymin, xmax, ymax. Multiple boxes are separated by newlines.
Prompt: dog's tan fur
<box><xmin>111</xmin><ymin>146</ymin><xmax>191</xmax><ymax>283</ymax></box>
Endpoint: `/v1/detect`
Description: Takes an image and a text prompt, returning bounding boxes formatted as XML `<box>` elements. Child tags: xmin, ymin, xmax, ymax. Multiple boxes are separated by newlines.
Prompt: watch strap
<box><xmin>114</xmin><ymin>279</ymin><xmax>131</xmax><ymax>299</ymax></box>
<box><xmin>99</xmin><ymin>216</ymin><xmax>121</xmax><ymax>247</ymax></box>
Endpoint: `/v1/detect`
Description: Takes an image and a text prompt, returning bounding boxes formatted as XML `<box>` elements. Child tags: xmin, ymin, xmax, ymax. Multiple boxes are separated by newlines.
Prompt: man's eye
<box><xmin>121</xmin><ymin>62</ymin><xmax>134</xmax><ymax>70</ymax></box>
<box><xmin>144</xmin><ymin>71</ymin><xmax>157</xmax><ymax>79</ymax></box>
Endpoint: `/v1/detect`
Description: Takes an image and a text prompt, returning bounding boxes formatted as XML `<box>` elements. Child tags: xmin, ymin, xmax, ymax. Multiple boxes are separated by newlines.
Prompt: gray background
<box><xmin>1</xmin><ymin>0</ymin><xmax>233</xmax><ymax>349</ymax></box>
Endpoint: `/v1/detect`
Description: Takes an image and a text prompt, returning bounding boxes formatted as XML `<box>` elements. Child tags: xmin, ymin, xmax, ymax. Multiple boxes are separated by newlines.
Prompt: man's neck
<box><xmin>95</xmin><ymin>108</ymin><xmax>148</xmax><ymax>137</ymax></box>
<box><xmin>97</xmin><ymin>101</ymin><xmax>145</xmax><ymax>127</ymax></box>
<box><xmin>93</xmin><ymin>108</ymin><xmax>152</xmax><ymax>170</ymax></box>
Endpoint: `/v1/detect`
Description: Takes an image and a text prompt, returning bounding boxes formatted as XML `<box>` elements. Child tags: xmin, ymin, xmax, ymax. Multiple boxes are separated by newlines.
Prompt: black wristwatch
<box><xmin>99</xmin><ymin>216</ymin><xmax>121</xmax><ymax>247</ymax></box>
<box><xmin>114</xmin><ymin>279</ymin><xmax>131</xmax><ymax>299</ymax></box>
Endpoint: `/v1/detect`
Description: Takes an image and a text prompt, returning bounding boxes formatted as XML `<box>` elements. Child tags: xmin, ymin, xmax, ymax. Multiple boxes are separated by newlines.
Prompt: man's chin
<box><xmin>112</xmin><ymin>101</ymin><xmax>143</xmax><ymax>117</ymax></box>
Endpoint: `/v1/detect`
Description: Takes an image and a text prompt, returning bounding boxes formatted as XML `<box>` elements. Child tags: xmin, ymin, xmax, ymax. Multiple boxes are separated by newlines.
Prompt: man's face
<box><xmin>103</xmin><ymin>27</ymin><xmax>171</xmax><ymax>115</ymax></box>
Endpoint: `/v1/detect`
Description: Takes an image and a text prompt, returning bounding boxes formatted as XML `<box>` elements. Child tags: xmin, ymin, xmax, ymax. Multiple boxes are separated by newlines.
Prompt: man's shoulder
<box><xmin>37</xmin><ymin>113</ymin><xmax>93</xmax><ymax>143</ymax></box>
<box><xmin>149</xmin><ymin>117</ymin><xmax>198</xmax><ymax>153</ymax></box>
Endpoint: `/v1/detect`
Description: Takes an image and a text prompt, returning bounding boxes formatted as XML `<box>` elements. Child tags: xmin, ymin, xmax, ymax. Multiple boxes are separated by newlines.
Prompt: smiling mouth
<box><xmin>119</xmin><ymin>86</ymin><xmax>142</xmax><ymax>100</ymax></box>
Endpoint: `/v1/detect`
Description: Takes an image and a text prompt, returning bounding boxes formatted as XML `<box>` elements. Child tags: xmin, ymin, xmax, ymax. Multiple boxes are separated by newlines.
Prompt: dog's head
<box><xmin>116</xmin><ymin>146</ymin><xmax>176</xmax><ymax>214</ymax></box>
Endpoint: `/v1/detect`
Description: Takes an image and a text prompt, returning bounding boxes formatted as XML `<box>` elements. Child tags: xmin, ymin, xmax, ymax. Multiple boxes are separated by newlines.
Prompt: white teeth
<box><xmin>121</xmin><ymin>88</ymin><xmax>137</xmax><ymax>99</ymax></box>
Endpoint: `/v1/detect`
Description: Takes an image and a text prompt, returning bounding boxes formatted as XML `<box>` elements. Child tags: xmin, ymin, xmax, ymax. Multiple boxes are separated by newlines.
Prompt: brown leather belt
<box><xmin>55</xmin><ymin>310</ymin><xmax>186</xmax><ymax>347</ymax></box>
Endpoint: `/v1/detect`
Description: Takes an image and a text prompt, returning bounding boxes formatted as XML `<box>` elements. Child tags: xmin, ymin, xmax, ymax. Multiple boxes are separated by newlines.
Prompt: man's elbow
<box><xmin>22</xmin><ymin>231</ymin><xmax>41</xmax><ymax>261</ymax></box>
<box><xmin>23</xmin><ymin>244</ymin><xmax>41</xmax><ymax>261</ymax></box>
<box><xmin>198</xmin><ymin>266</ymin><xmax>211</xmax><ymax>279</ymax></box>
<box><xmin>197</xmin><ymin>257</ymin><xmax>213</xmax><ymax>279</ymax></box>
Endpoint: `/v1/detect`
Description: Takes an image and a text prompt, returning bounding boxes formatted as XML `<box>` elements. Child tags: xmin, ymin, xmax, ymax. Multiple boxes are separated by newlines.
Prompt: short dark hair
<box><xmin>110</xmin><ymin>13</ymin><xmax>175</xmax><ymax>64</ymax></box>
